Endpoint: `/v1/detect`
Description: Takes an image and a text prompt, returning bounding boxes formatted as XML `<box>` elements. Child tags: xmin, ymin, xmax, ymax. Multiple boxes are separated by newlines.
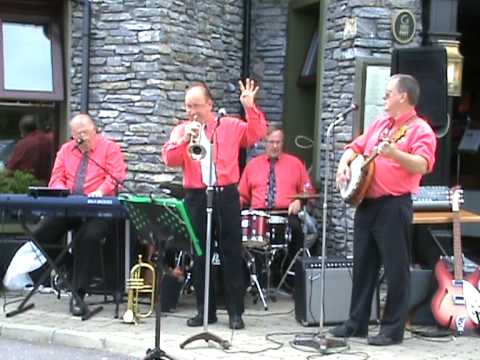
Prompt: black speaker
<box><xmin>391</xmin><ymin>47</ymin><xmax>448</xmax><ymax>129</ymax></box>
<box><xmin>408</xmin><ymin>268</ymin><xmax>436</xmax><ymax>326</ymax></box>
<box><xmin>294</xmin><ymin>257</ymin><xmax>379</xmax><ymax>326</ymax></box>
<box><xmin>87</xmin><ymin>219</ymin><xmax>126</xmax><ymax>295</ymax></box>
<box><xmin>391</xmin><ymin>46</ymin><xmax>450</xmax><ymax>185</ymax></box>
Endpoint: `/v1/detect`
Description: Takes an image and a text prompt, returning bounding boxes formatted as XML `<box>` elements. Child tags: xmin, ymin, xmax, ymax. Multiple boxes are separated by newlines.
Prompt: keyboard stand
<box><xmin>6</xmin><ymin>211</ymin><xmax>102</xmax><ymax>320</ymax></box>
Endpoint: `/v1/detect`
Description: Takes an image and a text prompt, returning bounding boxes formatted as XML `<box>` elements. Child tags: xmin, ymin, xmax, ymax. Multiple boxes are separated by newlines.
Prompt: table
<box><xmin>413</xmin><ymin>209</ymin><xmax>480</xmax><ymax>224</ymax></box>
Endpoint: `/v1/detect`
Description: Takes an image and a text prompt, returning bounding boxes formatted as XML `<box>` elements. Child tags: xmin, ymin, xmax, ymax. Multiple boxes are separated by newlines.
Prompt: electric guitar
<box><xmin>431</xmin><ymin>187</ymin><xmax>480</xmax><ymax>334</ymax></box>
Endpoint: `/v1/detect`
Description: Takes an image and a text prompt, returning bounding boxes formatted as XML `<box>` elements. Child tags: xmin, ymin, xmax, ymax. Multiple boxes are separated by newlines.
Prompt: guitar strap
<box><xmin>375</xmin><ymin>114</ymin><xmax>418</xmax><ymax>149</ymax></box>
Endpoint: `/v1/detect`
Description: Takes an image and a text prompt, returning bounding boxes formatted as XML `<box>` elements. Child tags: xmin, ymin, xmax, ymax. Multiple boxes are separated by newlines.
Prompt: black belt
<box><xmin>185</xmin><ymin>184</ymin><xmax>237</xmax><ymax>194</ymax></box>
<box><xmin>362</xmin><ymin>193</ymin><xmax>411</xmax><ymax>205</ymax></box>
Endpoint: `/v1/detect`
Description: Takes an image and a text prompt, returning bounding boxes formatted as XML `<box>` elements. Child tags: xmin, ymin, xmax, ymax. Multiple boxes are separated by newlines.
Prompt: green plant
<box><xmin>0</xmin><ymin>170</ymin><xmax>42</xmax><ymax>194</ymax></box>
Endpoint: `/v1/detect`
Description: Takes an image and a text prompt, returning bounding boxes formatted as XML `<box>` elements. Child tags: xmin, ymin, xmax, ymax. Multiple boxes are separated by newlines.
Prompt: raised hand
<box><xmin>238</xmin><ymin>78</ymin><xmax>259</xmax><ymax>108</ymax></box>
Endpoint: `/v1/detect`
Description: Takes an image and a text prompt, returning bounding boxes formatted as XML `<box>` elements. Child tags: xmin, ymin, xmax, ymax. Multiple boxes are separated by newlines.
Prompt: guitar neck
<box><xmin>453</xmin><ymin>210</ymin><xmax>464</xmax><ymax>280</ymax></box>
<box><xmin>362</xmin><ymin>153</ymin><xmax>378</xmax><ymax>169</ymax></box>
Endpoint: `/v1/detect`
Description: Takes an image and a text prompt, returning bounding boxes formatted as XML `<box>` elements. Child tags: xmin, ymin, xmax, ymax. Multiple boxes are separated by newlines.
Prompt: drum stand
<box><xmin>243</xmin><ymin>247</ymin><xmax>268</xmax><ymax>310</ymax></box>
<box><xmin>275</xmin><ymin>210</ymin><xmax>311</xmax><ymax>294</ymax></box>
<box><xmin>292</xmin><ymin>111</ymin><xmax>348</xmax><ymax>353</ymax></box>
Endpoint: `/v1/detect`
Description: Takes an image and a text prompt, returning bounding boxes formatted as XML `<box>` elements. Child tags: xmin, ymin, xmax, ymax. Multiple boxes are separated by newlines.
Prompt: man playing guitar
<box><xmin>330</xmin><ymin>74</ymin><xmax>437</xmax><ymax>346</ymax></box>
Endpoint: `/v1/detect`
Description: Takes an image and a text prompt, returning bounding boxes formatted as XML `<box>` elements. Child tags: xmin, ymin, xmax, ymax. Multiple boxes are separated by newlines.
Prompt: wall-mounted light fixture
<box><xmin>438</xmin><ymin>39</ymin><xmax>463</xmax><ymax>97</ymax></box>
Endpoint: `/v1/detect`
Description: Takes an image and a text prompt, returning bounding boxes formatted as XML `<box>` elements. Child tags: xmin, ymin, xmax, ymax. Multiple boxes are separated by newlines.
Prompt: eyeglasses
<box><xmin>383</xmin><ymin>90</ymin><xmax>406</xmax><ymax>100</ymax></box>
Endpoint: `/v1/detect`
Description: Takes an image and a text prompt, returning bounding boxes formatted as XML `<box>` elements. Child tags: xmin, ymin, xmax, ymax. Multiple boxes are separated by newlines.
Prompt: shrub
<box><xmin>0</xmin><ymin>170</ymin><xmax>42</xmax><ymax>194</ymax></box>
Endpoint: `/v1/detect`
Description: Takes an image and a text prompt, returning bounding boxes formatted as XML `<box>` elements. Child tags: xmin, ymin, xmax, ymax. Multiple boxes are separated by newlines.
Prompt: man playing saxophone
<box><xmin>162</xmin><ymin>79</ymin><xmax>267</xmax><ymax>329</ymax></box>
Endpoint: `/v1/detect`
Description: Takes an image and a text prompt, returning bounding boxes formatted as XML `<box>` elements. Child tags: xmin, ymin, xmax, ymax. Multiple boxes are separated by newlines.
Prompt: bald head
<box><xmin>70</xmin><ymin>114</ymin><xmax>97</xmax><ymax>151</ymax></box>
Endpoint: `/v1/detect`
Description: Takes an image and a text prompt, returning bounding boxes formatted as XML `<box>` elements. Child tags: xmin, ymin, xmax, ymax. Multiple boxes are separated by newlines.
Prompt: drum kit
<box><xmin>241</xmin><ymin>192</ymin><xmax>319</xmax><ymax>310</ymax></box>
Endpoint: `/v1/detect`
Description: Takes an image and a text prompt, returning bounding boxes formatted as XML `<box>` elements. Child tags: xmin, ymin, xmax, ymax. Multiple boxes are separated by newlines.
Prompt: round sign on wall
<box><xmin>392</xmin><ymin>10</ymin><xmax>416</xmax><ymax>44</ymax></box>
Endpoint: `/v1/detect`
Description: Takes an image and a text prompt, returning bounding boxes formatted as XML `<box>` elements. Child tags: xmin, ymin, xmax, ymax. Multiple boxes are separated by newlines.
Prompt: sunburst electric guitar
<box><xmin>431</xmin><ymin>187</ymin><xmax>480</xmax><ymax>334</ymax></box>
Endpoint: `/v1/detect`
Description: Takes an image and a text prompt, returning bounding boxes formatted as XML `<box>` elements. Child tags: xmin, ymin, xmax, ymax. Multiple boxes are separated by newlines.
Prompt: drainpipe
<box><xmin>239</xmin><ymin>0</ymin><xmax>252</xmax><ymax>169</ymax></box>
<box><xmin>80</xmin><ymin>0</ymin><xmax>91</xmax><ymax>114</ymax></box>
<box><xmin>241</xmin><ymin>0</ymin><xmax>252</xmax><ymax>79</ymax></box>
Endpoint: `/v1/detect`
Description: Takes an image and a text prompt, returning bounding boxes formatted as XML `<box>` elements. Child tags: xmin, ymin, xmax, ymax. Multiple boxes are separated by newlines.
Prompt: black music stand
<box><xmin>121</xmin><ymin>194</ymin><xmax>201</xmax><ymax>360</ymax></box>
<box><xmin>6</xmin><ymin>213</ymin><xmax>102</xmax><ymax>321</ymax></box>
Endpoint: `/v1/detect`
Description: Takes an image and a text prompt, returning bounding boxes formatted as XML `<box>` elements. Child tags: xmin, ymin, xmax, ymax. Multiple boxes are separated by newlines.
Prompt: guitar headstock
<box><xmin>392</xmin><ymin>125</ymin><xmax>408</xmax><ymax>142</ymax></box>
<box><xmin>450</xmin><ymin>186</ymin><xmax>464</xmax><ymax>212</ymax></box>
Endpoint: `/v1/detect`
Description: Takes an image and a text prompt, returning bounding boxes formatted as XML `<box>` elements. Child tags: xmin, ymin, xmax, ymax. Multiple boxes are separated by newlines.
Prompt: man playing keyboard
<box><xmin>34</xmin><ymin>113</ymin><xmax>126</xmax><ymax>316</ymax></box>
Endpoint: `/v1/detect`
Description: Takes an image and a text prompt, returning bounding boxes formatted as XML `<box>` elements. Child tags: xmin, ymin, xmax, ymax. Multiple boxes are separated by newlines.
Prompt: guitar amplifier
<box><xmin>294</xmin><ymin>256</ymin><xmax>379</xmax><ymax>326</ymax></box>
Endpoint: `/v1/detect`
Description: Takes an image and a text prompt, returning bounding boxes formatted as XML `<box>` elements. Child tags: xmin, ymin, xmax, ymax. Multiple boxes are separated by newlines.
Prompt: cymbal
<box><xmin>287</xmin><ymin>192</ymin><xmax>320</xmax><ymax>200</ymax></box>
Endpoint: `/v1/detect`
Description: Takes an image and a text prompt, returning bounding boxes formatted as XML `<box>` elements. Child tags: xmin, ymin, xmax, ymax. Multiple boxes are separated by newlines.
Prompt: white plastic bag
<box><xmin>2</xmin><ymin>241</ymin><xmax>46</xmax><ymax>291</ymax></box>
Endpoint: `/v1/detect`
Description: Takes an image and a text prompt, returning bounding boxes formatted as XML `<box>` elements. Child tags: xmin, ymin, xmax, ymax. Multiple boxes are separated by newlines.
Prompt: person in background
<box><xmin>6</xmin><ymin>114</ymin><xmax>53</xmax><ymax>184</ymax></box>
<box><xmin>34</xmin><ymin>113</ymin><xmax>127</xmax><ymax>317</ymax></box>
<box><xmin>331</xmin><ymin>74</ymin><xmax>437</xmax><ymax>346</ymax></box>
<box><xmin>238</xmin><ymin>124</ymin><xmax>315</xmax><ymax>287</ymax></box>
<box><xmin>162</xmin><ymin>79</ymin><xmax>267</xmax><ymax>330</ymax></box>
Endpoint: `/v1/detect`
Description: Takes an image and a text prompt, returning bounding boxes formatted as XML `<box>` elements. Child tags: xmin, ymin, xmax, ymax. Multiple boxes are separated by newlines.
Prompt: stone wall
<box><xmin>70</xmin><ymin>0</ymin><xmax>245</xmax><ymax>193</ymax></box>
<box><xmin>68</xmin><ymin>0</ymin><xmax>425</xmax><ymax>255</ymax></box>
<box><xmin>250</xmin><ymin>0</ymin><xmax>289</xmax><ymax>123</ymax></box>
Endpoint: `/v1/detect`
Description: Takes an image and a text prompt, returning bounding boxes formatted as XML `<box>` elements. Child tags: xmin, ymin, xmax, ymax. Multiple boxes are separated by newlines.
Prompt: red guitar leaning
<box><xmin>431</xmin><ymin>187</ymin><xmax>480</xmax><ymax>334</ymax></box>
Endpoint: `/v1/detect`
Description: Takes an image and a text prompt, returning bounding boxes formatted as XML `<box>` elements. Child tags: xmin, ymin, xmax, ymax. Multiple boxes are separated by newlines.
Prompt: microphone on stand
<box><xmin>75</xmin><ymin>137</ymin><xmax>85</xmax><ymax>149</ymax></box>
<box><xmin>335</xmin><ymin>103</ymin><xmax>358</xmax><ymax>119</ymax></box>
<box><xmin>214</xmin><ymin>108</ymin><xmax>227</xmax><ymax>134</ymax></box>
<box><xmin>217</xmin><ymin>108</ymin><xmax>227</xmax><ymax>121</ymax></box>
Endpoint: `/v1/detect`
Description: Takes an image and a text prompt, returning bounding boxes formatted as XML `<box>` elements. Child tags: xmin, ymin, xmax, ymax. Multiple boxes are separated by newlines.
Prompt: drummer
<box><xmin>238</xmin><ymin>124</ymin><xmax>315</xmax><ymax>285</ymax></box>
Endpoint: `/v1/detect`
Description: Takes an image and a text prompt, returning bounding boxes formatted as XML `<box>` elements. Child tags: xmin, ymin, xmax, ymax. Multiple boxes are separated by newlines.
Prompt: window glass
<box><xmin>2</xmin><ymin>22</ymin><xmax>53</xmax><ymax>92</ymax></box>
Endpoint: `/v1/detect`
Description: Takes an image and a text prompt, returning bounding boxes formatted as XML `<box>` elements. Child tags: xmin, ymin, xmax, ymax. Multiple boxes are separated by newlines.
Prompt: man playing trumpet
<box><xmin>162</xmin><ymin>79</ymin><xmax>267</xmax><ymax>329</ymax></box>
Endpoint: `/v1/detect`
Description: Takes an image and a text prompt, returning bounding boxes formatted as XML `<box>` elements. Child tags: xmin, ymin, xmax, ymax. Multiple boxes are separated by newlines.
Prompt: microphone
<box><xmin>80</xmin><ymin>151</ymin><xmax>137</xmax><ymax>195</ymax></box>
<box><xmin>217</xmin><ymin>108</ymin><xmax>227</xmax><ymax>118</ymax></box>
<box><xmin>74</xmin><ymin>137</ymin><xmax>85</xmax><ymax>149</ymax></box>
<box><xmin>335</xmin><ymin>104</ymin><xmax>358</xmax><ymax>119</ymax></box>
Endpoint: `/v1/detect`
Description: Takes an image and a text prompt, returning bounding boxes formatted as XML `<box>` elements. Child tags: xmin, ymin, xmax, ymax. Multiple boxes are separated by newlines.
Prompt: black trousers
<box><xmin>33</xmin><ymin>216</ymin><xmax>111</xmax><ymax>293</ymax></box>
<box><xmin>347</xmin><ymin>194</ymin><xmax>412</xmax><ymax>340</ymax></box>
<box><xmin>184</xmin><ymin>185</ymin><xmax>245</xmax><ymax>317</ymax></box>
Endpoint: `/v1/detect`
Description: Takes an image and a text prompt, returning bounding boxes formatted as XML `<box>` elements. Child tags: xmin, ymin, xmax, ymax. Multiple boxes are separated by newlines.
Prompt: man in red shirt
<box><xmin>162</xmin><ymin>79</ymin><xmax>267</xmax><ymax>329</ymax></box>
<box><xmin>238</xmin><ymin>124</ymin><xmax>315</xmax><ymax>286</ymax></box>
<box><xmin>6</xmin><ymin>114</ymin><xmax>53</xmax><ymax>184</ymax></box>
<box><xmin>331</xmin><ymin>74</ymin><xmax>437</xmax><ymax>345</ymax></box>
<box><xmin>34</xmin><ymin>114</ymin><xmax>127</xmax><ymax>317</ymax></box>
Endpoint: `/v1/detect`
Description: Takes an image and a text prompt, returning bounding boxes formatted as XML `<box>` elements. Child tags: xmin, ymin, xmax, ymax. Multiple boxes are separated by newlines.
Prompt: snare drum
<box><xmin>267</xmin><ymin>213</ymin><xmax>291</xmax><ymax>246</ymax></box>
<box><xmin>241</xmin><ymin>210</ymin><xmax>269</xmax><ymax>247</ymax></box>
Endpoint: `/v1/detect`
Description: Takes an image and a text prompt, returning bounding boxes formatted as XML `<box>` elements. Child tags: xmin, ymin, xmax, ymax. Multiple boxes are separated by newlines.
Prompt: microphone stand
<box><xmin>81</xmin><ymin>145</ymin><xmax>175</xmax><ymax>359</ymax></box>
<box><xmin>77</xmin><ymin>143</ymin><xmax>174</xmax><ymax>360</ymax></box>
<box><xmin>293</xmin><ymin>113</ymin><xmax>348</xmax><ymax>353</ymax></box>
<box><xmin>180</xmin><ymin>114</ymin><xmax>230</xmax><ymax>350</ymax></box>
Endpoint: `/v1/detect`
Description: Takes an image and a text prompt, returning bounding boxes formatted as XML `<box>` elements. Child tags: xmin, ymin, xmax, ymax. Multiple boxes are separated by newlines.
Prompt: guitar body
<box><xmin>431</xmin><ymin>258</ymin><xmax>480</xmax><ymax>332</ymax></box>
<box><xmin>339</xmin><ymin>155</ymin><xmax>375</xmax><ymax>206</ymax></box>
<box><xmin>339</xmin><ymin>124</ymin><xmax>408</xmax><ymax>206</ymax></box>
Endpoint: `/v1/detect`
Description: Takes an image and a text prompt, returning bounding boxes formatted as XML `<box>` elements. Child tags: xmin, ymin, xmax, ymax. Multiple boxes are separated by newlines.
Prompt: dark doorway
<box><xmin>451</xmin><ymin>0</ymin><xmax>480</xmax><ymax>190</ymax></box>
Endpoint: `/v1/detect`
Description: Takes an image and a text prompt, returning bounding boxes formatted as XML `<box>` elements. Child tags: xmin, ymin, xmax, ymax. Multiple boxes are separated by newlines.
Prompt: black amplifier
<box><xmin>301</xmin><ymin>256</ymin><xmax>353</xmax><ymax>269</ymax></box>
<box><xmin>294</xmin><ymin>256</ymin><xmax>379</xmax><ymax>326</ymax></box>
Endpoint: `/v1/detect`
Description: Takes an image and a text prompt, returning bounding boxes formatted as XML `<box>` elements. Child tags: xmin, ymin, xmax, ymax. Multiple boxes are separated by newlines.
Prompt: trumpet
<box><xmin>122</xmin><ymin>254</ymin><xmax>156</xmax><ymax>324</ymax></box>
<box><xmin>186</xmin><ymin>120</ymin><xmax>206</xmax><ymax>161</ymax></box>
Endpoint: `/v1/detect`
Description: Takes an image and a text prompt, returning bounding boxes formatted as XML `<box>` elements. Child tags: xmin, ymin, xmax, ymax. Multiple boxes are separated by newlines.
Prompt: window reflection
<box><xmin>2</xmin><ymin>22</ymin><xmax>53</xmax><ymax>92</ymax></box>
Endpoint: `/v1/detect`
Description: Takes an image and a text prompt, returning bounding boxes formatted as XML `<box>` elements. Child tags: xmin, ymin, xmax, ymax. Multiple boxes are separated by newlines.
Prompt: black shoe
<box><xmin>367</xmin><ymin>333</ymin><xmax>402</xmax><ymax>346</ymax></box>
<box><xmin>69</xmin><ymin>294</ymin><xmax>88</xmax><ymax>317</ymax></box>
<box><xmin>186</xmin><ymin>314</ymin><xmax>217</xmax><ymax>327</ymax></box>
<box><xmin>229</xmin><ymin>315</ymin><xmax>245</xmax><ymax>330</ymax></box>
<box><xmin>329</xmin><ymin>324</ymin><xmax>367</xmax><ymax>338</ymax></box>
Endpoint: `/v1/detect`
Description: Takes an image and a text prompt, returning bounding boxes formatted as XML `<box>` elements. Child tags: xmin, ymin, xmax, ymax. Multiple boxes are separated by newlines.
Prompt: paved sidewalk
<box><xmin>0</xmin><ymin>289</ymin><xmax>479</xmax><ymax>360</ymax></box>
